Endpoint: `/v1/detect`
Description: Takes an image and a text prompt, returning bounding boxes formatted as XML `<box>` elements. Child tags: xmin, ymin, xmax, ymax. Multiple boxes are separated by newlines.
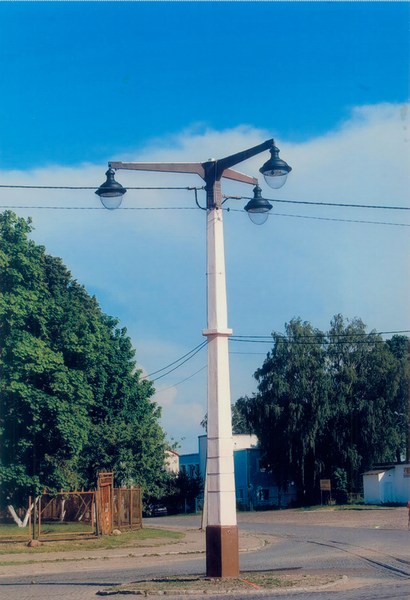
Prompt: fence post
<box><xmin>38</xmin><ymin>496</ymin><xmax>42</xmax><ymax>539</ymax></box>
<box><xmin>32</xmin><ymin>498</ymin><xmax>37</xmax><ymax>540</ymax></box>
<box><xmin>95</xmin><ymin>481</ymin><xmax>100</xmax><ymax>536</ymax></box>
<box><xmin>29</xmin><ymin>496</ymin><xmax>32</xmax><ymax>531</ymax></box>
<box><xmin>130</xmin><ymin>489</ymin><xmax>133</xmax><ymax>530</ymax></box>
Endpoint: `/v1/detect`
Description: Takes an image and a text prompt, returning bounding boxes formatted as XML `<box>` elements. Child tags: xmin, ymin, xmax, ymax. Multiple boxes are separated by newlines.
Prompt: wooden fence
<box><xmin>0</xmin><ymin>476</ymin><xmax>142</xmax><ymax>542</ymax></box>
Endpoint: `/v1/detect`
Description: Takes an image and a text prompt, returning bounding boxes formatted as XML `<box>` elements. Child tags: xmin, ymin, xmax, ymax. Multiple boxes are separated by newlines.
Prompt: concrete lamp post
<box><xmin>96</xmin><ymin>139</ymin><xmax>291</xmax><ymax>578</ymax></box>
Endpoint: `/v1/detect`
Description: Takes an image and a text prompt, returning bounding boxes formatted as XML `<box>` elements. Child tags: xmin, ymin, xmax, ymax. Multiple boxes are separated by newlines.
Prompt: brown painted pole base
<box><xmin>206</xmin><ymin>525</ymin><xmax>239</xmax><ymax>578</ymax></box>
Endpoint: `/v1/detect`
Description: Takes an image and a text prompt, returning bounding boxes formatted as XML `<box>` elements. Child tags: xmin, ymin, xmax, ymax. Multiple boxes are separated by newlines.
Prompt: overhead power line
<box><xmin>0</xmin><ymin>185</ymin><xmax>205</xmax><ymax>191</ymax></box>
<box><xmin>230</xmin><ymin>331</ymin><xmax>410</xmax><ymax>347</ymax></box>
<box><xmin>236</xmin><ymin>195</ymin><xmax>410</xmax><ymax>211</ymax></box>
<box><xmin>268</xmin><ymin>212</ymin><xmax>410</xmax><ymax>228</ymax></box>
<box><xmin>1</xmin><ymin>183</ymin><xmax>408</xmax><ymax>212</ymax></box>
<box><xmin>142</xmin><ymin>330</ymin><xmax>409</xmax><ymax>384</ymax></box>
<box><xmin>142</xmin><ymin>341</ymin><xmax>207</xmax><ymax>382</ymax></box>
<box><xmin>0</xmin><ymin>206</ymin><xmax>199</xmax><ymax>211</ymax></box>
<box><xmin>153</xmin><ymin>365</ymin><xmax>207</xmax><ymax>394</ymax></box>
<box><xmin>1</xmin><ymin>204</ymin><xmax>408</xmax><ymax>226</ymax></box>
<box><xmin>232</xmin><ymin>330</ymin><xmax>410</xmax><ymax>340</ymax></box>
<box><xmin>227</xmin><ymin>208</ymin><xmax>410</xmax><ymax>227</ymax></box>
<box><xmin>141</xmin><ymin>341</ymin><xmax>207</xmax><ymax>379</ymax></box>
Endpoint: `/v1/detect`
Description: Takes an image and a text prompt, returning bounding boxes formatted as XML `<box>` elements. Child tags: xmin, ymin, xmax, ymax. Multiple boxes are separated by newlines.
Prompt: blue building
<box><xmin>180</xmin><ymin>435</ymin><xmax>297</xmax><ymax>509</ymax></box>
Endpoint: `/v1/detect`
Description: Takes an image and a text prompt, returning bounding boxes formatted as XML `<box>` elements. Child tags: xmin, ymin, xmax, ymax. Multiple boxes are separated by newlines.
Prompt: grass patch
<box><xmin>0</xmin><ymin>521</ymin><xmax>94</xmax><ymax>537</ymax></box>
<box><xmin>0</xmin><ymin>528</ymin><xmax>184</xmax><ymax>555</ymax></box>
<box><xmin>99</xmin><ymin>572</ymin><xmax>344</xmax><ymax>595</ymax></box>
<box><xmin>295</xmin><ymin>505</ymin><xmax>333</xmax><ymax>512</ymax></box>
<box><xmin>0</xmin><ymin>557</ymin><xmax>99</xmax><ymax>566</ymax></box>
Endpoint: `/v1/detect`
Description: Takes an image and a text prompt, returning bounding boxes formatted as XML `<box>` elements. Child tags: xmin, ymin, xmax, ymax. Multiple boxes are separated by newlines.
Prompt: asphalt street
<box><xmin>0</xmin><ymin>513</ymin><xmax>409</xmax><ymax>599</ymax></box>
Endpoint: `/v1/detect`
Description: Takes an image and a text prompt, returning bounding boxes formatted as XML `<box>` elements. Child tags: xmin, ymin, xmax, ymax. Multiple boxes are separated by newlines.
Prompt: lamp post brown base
<box><xmin>206</xmin><ymin>525</ymin><xmax>239</xmax><ymax>578</ymax></box>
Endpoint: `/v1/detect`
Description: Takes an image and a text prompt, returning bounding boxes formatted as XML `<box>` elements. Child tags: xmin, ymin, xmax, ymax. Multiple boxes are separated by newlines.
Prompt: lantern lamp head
<box><xmin>244</xmin><ymin>185</ymin><xmax>273</xmax><ymax>225</ymax></box>
<box><xmin>259</xmin><ymin>143</ymin><xmax>292</xmax><ymax>189</ymax></box>
<box><xmin>95</xmin><ymin>168</ymin><xmax>127</xmax><ymax>210</ymax></box>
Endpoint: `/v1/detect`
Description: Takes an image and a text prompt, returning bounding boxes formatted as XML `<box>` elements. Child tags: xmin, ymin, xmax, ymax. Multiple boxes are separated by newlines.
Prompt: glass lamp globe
<box><xmin>260</xmin><ymin>145</ymin><xmax>292</xmax><ymax>190</ymax></box>
<box><xmin>95</xmin><ymin>169</ymin><xmax>127</xmax><ymax>210</ymax></box>
<box><xmin>244</xmin><ymin>185</ymin><xmax>273</xmax><ymax>225</ymax></box>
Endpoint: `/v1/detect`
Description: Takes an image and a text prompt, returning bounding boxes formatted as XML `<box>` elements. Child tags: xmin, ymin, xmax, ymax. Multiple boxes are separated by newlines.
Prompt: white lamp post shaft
<box><xmin>202</xmin><ymin>179</ymin><xmax>239</xmax><ymax>577</ymax></box>
<box><xmin>99</xmin><ymin>138</ymin><xmax>289</xmax><ymax>579</ymax></box>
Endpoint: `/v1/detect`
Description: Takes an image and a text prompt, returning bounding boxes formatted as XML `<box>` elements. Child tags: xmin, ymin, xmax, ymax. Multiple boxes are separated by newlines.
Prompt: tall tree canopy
<box><xmin>235</xmin><ymin>316</ymin><xmax>408</xmax><ymax>504</ymax></box>
<box><xmin>0</xmin><ymin>211</ymin><xmax>166</xmax><ymax>509</ymax></box>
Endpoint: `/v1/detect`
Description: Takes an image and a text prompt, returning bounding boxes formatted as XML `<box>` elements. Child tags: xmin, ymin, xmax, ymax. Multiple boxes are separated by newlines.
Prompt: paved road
<box><xmin>1</xmin><ymin>513</ymin><xmax>409</xmax><ymax>599</ymax></box>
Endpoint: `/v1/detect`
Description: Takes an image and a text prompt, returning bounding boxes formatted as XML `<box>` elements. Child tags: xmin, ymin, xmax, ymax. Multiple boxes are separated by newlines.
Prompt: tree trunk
<box><xmin>7</xmin><ymin>503</ymin><xmax>33</xmax><ymax>527</ymax></box>
<box><xmin>60</xmin><ymin>498</ymin><xmax>66</xmax><ymax>522</ymax></box>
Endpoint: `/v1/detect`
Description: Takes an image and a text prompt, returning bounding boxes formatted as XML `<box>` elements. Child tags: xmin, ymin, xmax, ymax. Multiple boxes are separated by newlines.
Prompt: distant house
<box><xmin>235</xmin><ymin>446</ymin><xmax>297</xmax><ymax>509</ymax></box>
<box><xmin>362</xmin><ymin>463</ymin><xmax>410</xmax><ymax>504</ymax></box>
<box><xmin>165</xmin><ymin>449</ymin><xmax>180</xmax><ymax>473</ymax></box>
<box><xmin>179</xmin><ymin>434</ymin><xmax>297</xmax><ymax>509</ymax></box>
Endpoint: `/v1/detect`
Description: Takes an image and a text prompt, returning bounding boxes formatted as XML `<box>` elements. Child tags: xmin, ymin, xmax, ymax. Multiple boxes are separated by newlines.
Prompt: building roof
<box><xmin>166</xmin><ymin>449</ymin><xmax>180</xmax><ymax>457</ymax></box>
<box><xmin>362</xmin><ymin>467</ymin><xmax>395</xmax><ymax>476</ymax></box>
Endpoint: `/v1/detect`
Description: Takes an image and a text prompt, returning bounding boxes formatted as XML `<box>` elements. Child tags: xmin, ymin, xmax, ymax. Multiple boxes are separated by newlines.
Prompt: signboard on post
<box><xmin>320</xmin><ymin>479</ymin><xmax>332</xmax><ymax>505</ymax></box>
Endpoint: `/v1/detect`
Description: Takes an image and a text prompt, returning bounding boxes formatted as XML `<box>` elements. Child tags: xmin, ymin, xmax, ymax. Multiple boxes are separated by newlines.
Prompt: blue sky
<box><xmin>1</xmin><ymin>1</ymin><xmax>409</xmax><ymax>454</ymax></box>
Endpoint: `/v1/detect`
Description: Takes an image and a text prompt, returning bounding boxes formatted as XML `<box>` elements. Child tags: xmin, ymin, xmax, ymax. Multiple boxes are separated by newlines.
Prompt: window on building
<box><xmin>258</xmin><ymin>488</ymin><xmax>270</xmax><ymax>502</ymax></box>
<box><xmin>258</xmin><ymin>459</ymin><xmax>266</xmax><ymax>472</ymax></box>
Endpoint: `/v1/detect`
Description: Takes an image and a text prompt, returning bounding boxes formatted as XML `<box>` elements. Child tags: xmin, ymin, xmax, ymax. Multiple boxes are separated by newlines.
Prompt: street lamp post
<box><xmin>96</xmin><ymin>139</ymin><xmax>291</xmax><ymax>578</ymax></box>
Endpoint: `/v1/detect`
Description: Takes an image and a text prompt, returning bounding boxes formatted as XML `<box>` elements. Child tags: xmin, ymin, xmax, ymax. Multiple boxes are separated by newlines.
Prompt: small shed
<box><xmin>362</xmin><ymin>464</ymin><xmax>410</xmax><ymax>504</ymax></box>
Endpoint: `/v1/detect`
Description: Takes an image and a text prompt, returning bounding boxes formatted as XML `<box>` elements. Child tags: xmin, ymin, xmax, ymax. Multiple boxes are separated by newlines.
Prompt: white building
<box><xmin>164</xmin><ymin>449</ymin><xmax>180</xmax><ymax>473</ymax></box>
<box><xmin>362</xmin><ymin>464</ymin><xmax>410</xmax><ymax>504</ymax></box>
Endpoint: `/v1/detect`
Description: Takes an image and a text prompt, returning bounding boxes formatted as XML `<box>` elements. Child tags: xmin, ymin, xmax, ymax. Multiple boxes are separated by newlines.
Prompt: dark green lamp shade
<box><xmin>244</xmin><ymin>185</ymin><xmax>273</xmax><ymax>225</ymax></box>
<box><xmin>95</xmin><ymin>168</ymin><xmax>127</xmax><ymax>210</ymax></box>
<box><xmin>259</xmin><ymin>145</ymin><xmax>292</xmax><ymax>189</ymax></box>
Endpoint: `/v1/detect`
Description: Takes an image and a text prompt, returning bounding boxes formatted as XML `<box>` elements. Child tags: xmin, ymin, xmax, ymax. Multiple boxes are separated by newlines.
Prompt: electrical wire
<box><xmin>227</xmin><ymin>208</ymin><xmax>410</xmax><ymax>227</ymax></box>
<box><xmin>141</xmin><ymin>341</ymin><xmax>207</xmax><ymax>379</ymax></box>
<box><xmin>268</xmin><ymin>212</ymin><xmax>410</xmax><ymax>228</ymax></box>
<box><xmin>230</xmin><ymin>351</ymin><xmax>267</xmax><ymax>355</ymax></box>
<box><xmin>153</xmin><ymin>365</ymin><xmax>207</xmax><ymax>394</ymax></box>
<box><xmin>143</xmin><ymin>331</ymin><xmax>408</xmax><ymax>384</ymax></box>
<box><xmin>0</xmin><ymin>206</ymin><xmax>199</xmax><ymax>211</ymax></box>
<box><xmin>232</xmin><ymin>330</ymin><xmax>410</xmax><ymax>340</ymax></box>
<box><xmin>148</xmin><ymin>342</ymin><xmax>207</xmax><ymax>382</ymax></box>
<box><xmin>236</xmin><ymin>195</ymin><xmax>410</xmax><ymax>211</ymax></box>
<box><xmin>2</xmin><ymin>204</ymin><xmax>408</xmax><ymax>226</ymax></box>
<box><xmin>230</xmin><ymin>339</ymin><xmax>408</xmax><ymax>347</ymax></box>
<box><xmin>144</xmin><ymin>331</ymin><xmax>409</xmax><ymax>390</ymax></box>
<box><xmin>1</xmin><ymin>183</ymin><xmax>407</xmax><ymax>213</ymax></box>
<box><xmin>230</xmin><ymin>330</ymin><xmax>410</xmax><ymax>347</ymax></box>
<box><xmin>1</xmin><ymin>184</ymin><xmax>406</xmax><ymax>211</ymax></box>
<box><xmin>0</xmin><ymin>185</ymin><xmax>205</xmax><ymax>190</ymax></box>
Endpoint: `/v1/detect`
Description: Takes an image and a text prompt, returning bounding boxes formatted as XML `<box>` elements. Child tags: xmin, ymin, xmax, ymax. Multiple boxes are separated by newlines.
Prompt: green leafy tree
<box><xmin>386</xmin><ymin>335</ymin><xmax>410</xmax><ymax>462</ymax></box>
<box><xmin>324</xmin><ymin>315</ymin><xmax>401</xmax><ymax>492</ymax></box>
<box><xmin>200</xmin><ymin>399</ymin><xmax>254</xmax><ymax>435</ymax></box>
<box><xmin>0</xmin><ymin>211</ymin><xmax>166</xmax><ymax>514</ymax></box>
<box><xmin>0</xmin><ymin>213</ymin><xmax>92</xmax><ymax>507</ymax></box>
<box><xmin>237</xmin><ymin>315</ymin><xmax>408</xmax><ymax>505</ymax></box>
<box><xmin>158</xmin><ymin>471</ymin><xmax>203</xmax><ymax>514</ymax></box>
<box><xmin>246</xmin><ymin>319</ymin><xmax>329</xmax><ymax>503</ymax></box>
<box><xmin>331</xmin><ymin>468</ymin><xmax>348</xmax><ymax>504</ymax></box>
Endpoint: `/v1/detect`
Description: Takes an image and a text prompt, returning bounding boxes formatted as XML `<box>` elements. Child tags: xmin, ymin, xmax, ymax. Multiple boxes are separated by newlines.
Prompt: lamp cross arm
<box><xmin>215</xmin><ymin>139</ymin><xmax>274</xmax><ymax>180</ymax></box>
<box><xmin>221</xmin><ymin>169</ymin><xmax>258</xmax><ymax>186</ymax></box>
<box><xmin>109</xmin><ymin>161</ymin><xmax>205</xmax><ymax>179</ymax></box>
